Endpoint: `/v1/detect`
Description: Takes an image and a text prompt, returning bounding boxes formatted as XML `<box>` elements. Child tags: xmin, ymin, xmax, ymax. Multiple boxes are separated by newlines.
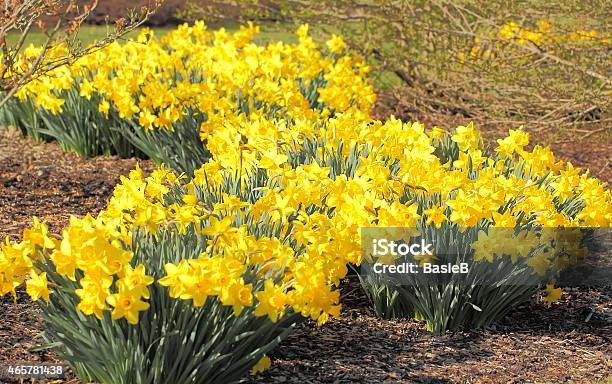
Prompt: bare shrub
<box><xmin>184</xmin><ymin>0</ymin><xmax>611</xmax><ymax>134</ymax></box>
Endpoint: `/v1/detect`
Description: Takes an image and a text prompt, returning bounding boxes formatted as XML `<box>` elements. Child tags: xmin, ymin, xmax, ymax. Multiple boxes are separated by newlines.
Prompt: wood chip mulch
<box><xmin>249</xmin><ymin>277</ymin><xmax>611</xmax><ymax>384</ymax></box>
<box><xmin>0</xmin><ymin>127</ymin><xmax>154</xmax><ymax>240</ymax></box>
<box><xmin>0</xmin><ymin>127</ymin><xmax>610</xmax><ymax>383</ymax></box>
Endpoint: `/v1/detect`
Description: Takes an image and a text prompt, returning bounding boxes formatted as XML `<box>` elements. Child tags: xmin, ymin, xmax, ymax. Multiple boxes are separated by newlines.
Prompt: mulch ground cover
<box><xmin>0</xmin><ymin>127</ymin><xmax>155</xmax><ymax>240</ymax></box>
<box><xmin>0</xmin><ymin>126</ymin><xmax>610</xmax><ymax>383</ymax></box>
<box><xmin>248</xmin><ymin>277</ymin><xmax>611</xmax><ymax>384</ymax></box>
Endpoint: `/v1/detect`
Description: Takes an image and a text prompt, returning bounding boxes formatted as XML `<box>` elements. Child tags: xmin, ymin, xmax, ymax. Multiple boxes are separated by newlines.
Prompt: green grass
<box><xmin>6</xmin><ymin>25</ymin><xmax>170</xmax><ymax>48</ymax></box>
<box><xmin>208</xmin><ymin>21</ymin><xmax>298</xmax><ymax>44</ymax></box>
<box><xmin>6</xmin><ymin>22</ymin><xmax>297</xmax><ymax>50</ymax></box>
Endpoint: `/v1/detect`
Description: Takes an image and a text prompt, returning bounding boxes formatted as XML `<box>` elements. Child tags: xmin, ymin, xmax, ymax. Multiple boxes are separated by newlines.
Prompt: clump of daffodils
<box><xmin>4</xmin><ymin>22</ymin><xmax>376</xmax><ymax>169</ymax></box>
<box><xmin>467</xmin><ymin>19</ymin><xmax>610</xmax><ymax>60</ymax></box>
<box><xmin>13</xmin><ymin>22</ymin><xmax>376</xmax><ymax>118</ymax></box>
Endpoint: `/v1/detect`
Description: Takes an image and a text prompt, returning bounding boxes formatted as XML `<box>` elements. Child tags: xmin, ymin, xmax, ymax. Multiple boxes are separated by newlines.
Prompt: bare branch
<box><xmin>0</xmin><ymin>0</ymin><xmax>163</xmax><ymax>109</ymax></box>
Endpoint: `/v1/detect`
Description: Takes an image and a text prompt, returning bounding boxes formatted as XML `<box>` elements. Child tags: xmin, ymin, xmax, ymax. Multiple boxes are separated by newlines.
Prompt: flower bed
<box><xmin>0</xmin><ymin>22</ymin><xmax>610</xmax><ymax>383</ymax></box>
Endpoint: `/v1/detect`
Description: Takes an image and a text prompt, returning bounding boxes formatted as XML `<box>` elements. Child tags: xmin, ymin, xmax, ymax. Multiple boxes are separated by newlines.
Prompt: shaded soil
<box><xmin>78</xmin><ymin>0</ymin><xmax>243</xmax><ymax>26</ymax></box>
<box><xmin>0</xmin><ymin>128</ymin><xmax>610</xmax><ymax>383</ymax></box>
<box><xmin>79</xmin><ymin>0</ymin><xmax>189</xmax><ymax>26</ymax></box>
<box><xmin>0</xmin><ymin>290</ymin><xmax>78</xmax><ymax>383</ymax></box>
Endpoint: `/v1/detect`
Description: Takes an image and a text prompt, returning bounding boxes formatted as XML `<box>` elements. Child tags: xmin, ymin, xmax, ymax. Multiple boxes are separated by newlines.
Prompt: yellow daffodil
<box><xmin>25</xmin><ymin>270</ymin><xmax>51</xmax><ymax>302</ymax></box>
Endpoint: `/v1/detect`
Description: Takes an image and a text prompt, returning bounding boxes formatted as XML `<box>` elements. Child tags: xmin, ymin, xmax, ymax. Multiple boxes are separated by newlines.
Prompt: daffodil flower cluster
<box><xmin>467</xmin><ymin>19</ymin><xmax>610</xmax><ymax>59</ymax></box>
<box><xmin>496</xmin><ymin>20</ymin><xmax>606</xmax><ymax>46</ymax></box>
<box><xmin>3</xmin><ymin>22</ymin><xmax>376</xmax><ymax>171</ymax></box>
<box><xmin>0</xmin><ymin>217</ymin><xmax>55</xmax><ymax>300</ymax></box>
<box><xmin>11</xmin><ymin>22</ymin><xmax>375</xmax><ymax>132</ymax></box>
<box><xmin>0</xmin><ymin>214</ymin><xmax>154</xmax><ymax>324</ymax></box>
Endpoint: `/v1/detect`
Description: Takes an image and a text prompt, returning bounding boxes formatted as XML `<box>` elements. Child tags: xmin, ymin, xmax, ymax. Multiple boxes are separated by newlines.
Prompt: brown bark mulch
<box><xmin>0</xmin><ymin>127</ymin><xmax>154</xmax><ymax>240</ymax></box>
<box><xmin>0</xmin><ymin>127</ymin><xmax>611</xmax><ymax>383</ymax></box>
<box><xmin>249</xmin><ymin>277</ymin><xmax>611</xmax><ymax>384</ymax></box>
